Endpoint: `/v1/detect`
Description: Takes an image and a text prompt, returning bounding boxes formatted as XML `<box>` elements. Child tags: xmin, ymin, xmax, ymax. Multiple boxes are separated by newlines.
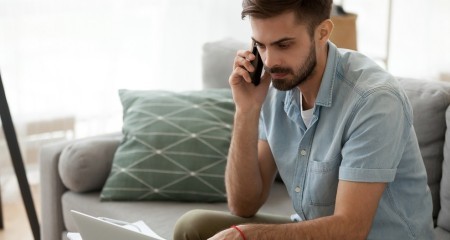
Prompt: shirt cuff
<box><xmin>339</xmin><ymin>167</ymin><xmax>397</xmax><ymax>182</ymax></box>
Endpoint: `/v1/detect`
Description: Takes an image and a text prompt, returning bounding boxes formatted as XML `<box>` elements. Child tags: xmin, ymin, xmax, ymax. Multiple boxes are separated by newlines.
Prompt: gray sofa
<box><xmin>40</xmin><ymin>39</ymin><xmax>450</xmax><ymax>240</ymax></box>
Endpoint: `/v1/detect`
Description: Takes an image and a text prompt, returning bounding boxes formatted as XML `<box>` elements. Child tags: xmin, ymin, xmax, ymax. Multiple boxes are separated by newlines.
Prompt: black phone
<box><xmin>250</xmin><ymin>45</ymin><xmax>263</xmax><ymax>86</ymax></box>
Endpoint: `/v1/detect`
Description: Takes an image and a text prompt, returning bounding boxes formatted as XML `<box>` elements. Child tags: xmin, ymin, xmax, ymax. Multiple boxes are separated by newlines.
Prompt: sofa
<box><xmin>40</xmin><ymin>39</ymin><xmax>450</xmax><ymax>240</ymax></box>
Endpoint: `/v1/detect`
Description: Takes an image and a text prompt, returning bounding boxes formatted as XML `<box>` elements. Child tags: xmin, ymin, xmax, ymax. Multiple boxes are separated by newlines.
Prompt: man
<box><xmin>174</xmin><ymin>0</ymin><xmax>435</xmax><ymax>239</ymax></box>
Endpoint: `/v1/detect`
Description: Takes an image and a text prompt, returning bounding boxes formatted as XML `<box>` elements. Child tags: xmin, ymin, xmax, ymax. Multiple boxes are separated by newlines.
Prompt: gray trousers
<box><xmin>173</xmin><ymin>209</ymin><xmax>292</xmax><ymax>240</ymax></box>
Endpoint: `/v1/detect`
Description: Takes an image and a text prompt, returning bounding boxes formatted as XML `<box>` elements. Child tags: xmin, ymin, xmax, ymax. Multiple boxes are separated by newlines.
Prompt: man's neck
<box><xmin>297</xmin><ymin>44</ymin><xmax>329</xmax><ymax>110</ymax></box>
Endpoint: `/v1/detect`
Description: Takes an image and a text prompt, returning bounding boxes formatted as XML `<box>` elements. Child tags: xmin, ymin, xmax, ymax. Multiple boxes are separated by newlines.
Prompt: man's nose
<box><xmin>263</xmin><ymin>49</ymin><xmax>279</xmax><ymax>69</ymax></box>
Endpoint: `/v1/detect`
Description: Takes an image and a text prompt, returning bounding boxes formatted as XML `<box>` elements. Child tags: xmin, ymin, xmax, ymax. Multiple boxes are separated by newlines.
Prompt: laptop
<box><xmin>71</xmin><ymin>210</ymin><xmax>165</xmax><ymax>240</ymax></box>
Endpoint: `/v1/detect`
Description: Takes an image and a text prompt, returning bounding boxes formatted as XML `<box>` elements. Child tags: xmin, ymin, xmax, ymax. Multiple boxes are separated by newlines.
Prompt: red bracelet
<box><xmin>231</xmin><ymin>225</ymin><xmax>247</xmax><ymax>240</ymax></box>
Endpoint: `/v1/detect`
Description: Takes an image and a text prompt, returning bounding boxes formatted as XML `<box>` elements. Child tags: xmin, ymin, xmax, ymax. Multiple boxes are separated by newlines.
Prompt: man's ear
<box><xmin>315</xmin><ymin>19</ymin><xmax>334</xmax><ymax>45</ymax></box>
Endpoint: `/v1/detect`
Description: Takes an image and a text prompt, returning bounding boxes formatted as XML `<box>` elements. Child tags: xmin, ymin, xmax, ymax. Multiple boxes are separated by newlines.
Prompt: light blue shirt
<box><xmin>259</xmin><ymin>42</ymin><xmax>435</xmax><ymax>239</ymax></box>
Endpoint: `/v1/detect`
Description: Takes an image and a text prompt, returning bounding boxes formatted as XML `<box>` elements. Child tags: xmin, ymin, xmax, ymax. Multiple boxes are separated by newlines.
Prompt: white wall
<box><xmin>0</xmin><ymin>0</ymin><xmax>249</xmax><ymax>137</ymax></box>
<box><xmin>0</xmin><ymin>0</ymin><xmax>448</xmax><ymax>139</ymax></box>
<box><xmin>389</xmin><ymin>0</ymin><xmax>450</xmax><ymax>80</ymax></box>
<box><xmin>343</xmin><ymin>0</ymin><xmax>450</xmax><ymax>80</ymax></box>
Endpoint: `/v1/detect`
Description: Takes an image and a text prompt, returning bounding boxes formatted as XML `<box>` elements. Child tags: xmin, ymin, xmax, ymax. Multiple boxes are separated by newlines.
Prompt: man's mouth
<box><xmin>271</xmin><ymin>72</ymin><xmax>288</xmax><ymax>79</ymax></box>
<box><xmin>265</xmin><ymin>66</ymin><xmax>291</xmax><ymax>80</ymax></box>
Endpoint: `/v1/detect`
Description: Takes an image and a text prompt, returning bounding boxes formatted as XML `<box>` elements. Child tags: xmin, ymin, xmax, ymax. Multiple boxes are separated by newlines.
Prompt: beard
<box><xmin>265</xmin><ymin>41</ymin><xmax>317</xmax><ymax>91</ymax></box>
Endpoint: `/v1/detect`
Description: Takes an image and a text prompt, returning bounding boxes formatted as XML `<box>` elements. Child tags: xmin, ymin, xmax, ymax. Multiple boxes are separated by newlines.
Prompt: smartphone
<box><xmin>250</xmin><ymin>45</ymin><xmax>263</xmax><ymax>86</ymax></box>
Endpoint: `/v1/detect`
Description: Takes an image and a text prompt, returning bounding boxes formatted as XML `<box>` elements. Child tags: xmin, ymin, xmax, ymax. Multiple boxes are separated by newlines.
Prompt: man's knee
<box><xmin>173</xmin><ymin>209</ymin><xmax>291</xmax><ymax>239</ymax></box>
<box><xmin>173</xmin><ymin>209</ymin><xmax>219</xmax><ymax>240</ymax></box>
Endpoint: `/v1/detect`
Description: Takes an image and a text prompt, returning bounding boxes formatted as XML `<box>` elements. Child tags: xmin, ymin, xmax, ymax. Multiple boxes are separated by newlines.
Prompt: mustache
<box><xmin>264</xmin><ymin>66</ymin><xmax>293</xmax><ymax>74</ymax></box>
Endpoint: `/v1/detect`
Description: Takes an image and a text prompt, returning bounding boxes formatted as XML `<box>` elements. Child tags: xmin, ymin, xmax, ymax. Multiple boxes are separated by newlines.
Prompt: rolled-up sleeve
<box><xmin>339</xmin><ymin>89</ymin><xmax>412</xmax><ymax>183</ymax></box>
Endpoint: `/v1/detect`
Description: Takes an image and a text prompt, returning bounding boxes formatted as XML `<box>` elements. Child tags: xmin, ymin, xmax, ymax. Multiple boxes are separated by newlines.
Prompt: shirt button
<box><xmin>295</xmin><ymin>187</ymin><xmax>301</xmax><ymax>193</ymax></box>
<box><xmin>300</xmin><ymin>150</ymin><xmax>307</xmax><ymax>156</ymax></box>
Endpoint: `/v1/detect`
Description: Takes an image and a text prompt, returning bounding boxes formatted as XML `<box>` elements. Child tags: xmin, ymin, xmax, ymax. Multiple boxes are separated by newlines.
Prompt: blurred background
<box><xmin>0</xmin><ymin>1</ymin><xmax>449</xmax><ymax>237</ymax></box>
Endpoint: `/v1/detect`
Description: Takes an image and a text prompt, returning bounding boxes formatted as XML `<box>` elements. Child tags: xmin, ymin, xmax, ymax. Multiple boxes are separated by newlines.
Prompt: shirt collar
<box><xmin>315</xmin><ymin>41</ymin><xmax>338</xmax><ymax>107</ymax></box>
<box><xmin>284</xmin><ymin>41</ymin><xmax>339</xmax><ymax>110</ymax></box>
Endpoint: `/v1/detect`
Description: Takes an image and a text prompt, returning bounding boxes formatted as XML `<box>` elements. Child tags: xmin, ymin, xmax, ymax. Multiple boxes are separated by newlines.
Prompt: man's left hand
<box><xmin>208</xmin><ymin>225</ymin><xmax>249</xmax><ymax>240</ymax></box>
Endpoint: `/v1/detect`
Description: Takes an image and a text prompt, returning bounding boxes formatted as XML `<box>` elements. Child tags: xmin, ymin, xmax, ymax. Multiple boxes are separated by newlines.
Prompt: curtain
<box><xmin>0</xmin><ymin>0</ymin><xmax>249</xmax><ymax>138</ymax></box>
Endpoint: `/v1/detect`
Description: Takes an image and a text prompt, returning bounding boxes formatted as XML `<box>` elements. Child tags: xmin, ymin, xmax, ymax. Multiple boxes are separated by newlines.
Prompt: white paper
<box><xmin>67</xmin><ymin>232</ymin><xmax>82</xmax><ymax>240</ymax></box>
<box><xmin>68</xmin><ymin>220</ymin><xmax>166</xmax><ymax>240</ymax></box>
<box><xmin>123</xmin><ymin>220</ymin><xmax>166</xmax><ymax>240</ymax></box>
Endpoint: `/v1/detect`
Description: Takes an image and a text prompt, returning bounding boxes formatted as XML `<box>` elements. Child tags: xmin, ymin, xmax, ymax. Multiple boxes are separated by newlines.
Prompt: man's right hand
<box><xmin>225</xmin><ymin>49</ymin><xmax>277</xmax><ymax>217</ymax></box>
<box><xmin>229</xmin><ymin>49</ymin><xmax>271</xmax><ymax>113</ymax></box>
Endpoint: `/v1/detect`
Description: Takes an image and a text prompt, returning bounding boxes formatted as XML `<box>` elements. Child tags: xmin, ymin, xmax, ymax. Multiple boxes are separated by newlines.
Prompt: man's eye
<box><xmin>278</xmin><ymin>43</ymin><xmax>290</xmax><ymax>49</ymax></box>
<box><xmin>256</xmin><ymin>43</ymin><xmax>266</xmax><ymax>49</ymax></box>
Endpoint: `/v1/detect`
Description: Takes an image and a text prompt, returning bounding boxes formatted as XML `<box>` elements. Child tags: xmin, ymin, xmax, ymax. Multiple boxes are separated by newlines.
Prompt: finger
<box><xmin>229</xmin><ymin>67</ymin><xmax>252</xmax><ymax>86</ymax></box>
<box><xmin>233</xmin><ymin>50</ymin><xmax>255</xmax><ymax>70</ymax></box>
<box><xmin>233</xmin><ymin>56</ymin><xmax>255</xmax><ymax>73</ymax></box>
<box><xmin>236</xmin><ymin>49</ymin><xmax>255</xmax><ymax>61</ymax></box>
<box><xmin>237</xmin><ymin>67</ymin><xmax>253</xmax><ymax>84</ymax></box>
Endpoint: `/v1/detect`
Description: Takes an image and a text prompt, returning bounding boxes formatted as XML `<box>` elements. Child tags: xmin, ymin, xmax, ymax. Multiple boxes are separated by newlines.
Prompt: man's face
<box><xmin>250</xmin><ymin>11</ymin><xmax>317</xmax><ymax>91</ymax></box>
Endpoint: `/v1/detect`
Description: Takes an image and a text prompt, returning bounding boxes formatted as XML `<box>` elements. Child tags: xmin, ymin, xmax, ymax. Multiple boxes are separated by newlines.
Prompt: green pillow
<box><xmin>100</xmin><ymin>89</ymin><xmax>234</xmax><ymax>202</ymax></box>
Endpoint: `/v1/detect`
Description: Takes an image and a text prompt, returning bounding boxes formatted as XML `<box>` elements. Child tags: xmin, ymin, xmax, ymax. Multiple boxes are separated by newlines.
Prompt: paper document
<box><xmin>67</xmin><ymin>232</ymin><xmax>82</xmax><ymax>240</ymax></box>
<box><xmin>68</xmin><ymin>219</ymin><xmax>166</xmax><ymax>240</ymax></box>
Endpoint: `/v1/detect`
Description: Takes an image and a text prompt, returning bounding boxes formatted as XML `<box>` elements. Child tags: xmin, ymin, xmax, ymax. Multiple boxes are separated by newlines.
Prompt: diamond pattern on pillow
<box><xmin>101</xmin><ymin>89</ymin><xmax>234</xmax><ymax>202</ymax></box>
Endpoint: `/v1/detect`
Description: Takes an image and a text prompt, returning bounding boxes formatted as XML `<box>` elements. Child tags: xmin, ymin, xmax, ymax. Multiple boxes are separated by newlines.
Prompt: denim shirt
<box><xmin>259</xmin><ymin>42</ymin><xmax>435</xmax><ymax>239</ymax></box>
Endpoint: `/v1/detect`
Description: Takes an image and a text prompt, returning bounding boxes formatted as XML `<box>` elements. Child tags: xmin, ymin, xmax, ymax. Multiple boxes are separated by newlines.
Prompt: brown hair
<box><xmin>241</xmin><ymin>0</ymin><xmax>332</xmax><ymax>36</ymax></box>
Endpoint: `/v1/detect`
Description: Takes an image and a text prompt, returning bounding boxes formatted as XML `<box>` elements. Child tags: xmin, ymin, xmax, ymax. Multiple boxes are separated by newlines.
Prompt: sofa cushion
<box><xmin>398</xmin><ymin>78</ymin><xmax>450</xmax><ymax>221</ymax></box>
<box><xmin>434</xmin><ymin>226</ymin><xmax>450</xmax><ymax>240</ymax></box>
<box><xmin>59</xmin><ymin>138</ymin><xmax>120</xmax><ymax>192</ymax></box>
<box><xmin>437</xmin><ymin>106</ymin><xmax>450</xmax><ymax>231</ymax></box>
<box><xmin>64</xmin><ymin>182</ymin><xmax>293</xmax><ymax>239</ymax></box>
<box><xmin>100</xmin><ymin>89</ymin><xmax>234</xmax><ymax>202</ymax></box>
<box><xmin>202</xmin><ymin>38</ymin><xmax>247</xmax><ymax>89</ymax></box>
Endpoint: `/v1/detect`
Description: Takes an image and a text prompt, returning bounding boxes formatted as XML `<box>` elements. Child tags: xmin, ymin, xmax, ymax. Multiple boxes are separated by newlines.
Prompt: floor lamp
<box><xmin>0</xmin><ymin>71</ymin><xmax>40</xmax><ymax>240</ymax></box>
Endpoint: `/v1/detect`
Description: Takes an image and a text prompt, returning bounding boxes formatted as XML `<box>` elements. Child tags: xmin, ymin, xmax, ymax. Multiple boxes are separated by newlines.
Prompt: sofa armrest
<box><xmin>58</xmin><ymin>135</ymin><xmax>122</xmax><ymax>193</ymax></box>
<box><xmin>438</xmin><ymin>106</ymin><xmax>450</xmax><ymax>232</ymax></box>
<box><xmin>40</xmin><ymin>138</ymin><xmax>75</xmax><ymax>240</ymax></box>
<box><xmin>39</xmin><ymin>133</ymin><xmax>122</xmax><ymax>240</ymax></box>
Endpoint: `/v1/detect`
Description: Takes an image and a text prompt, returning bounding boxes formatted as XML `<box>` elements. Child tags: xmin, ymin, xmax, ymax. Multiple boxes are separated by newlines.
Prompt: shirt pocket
<box><xmin>306</xmin><ymin>156</ymin><xmax>341</xmax><ymax>206</ymax></box>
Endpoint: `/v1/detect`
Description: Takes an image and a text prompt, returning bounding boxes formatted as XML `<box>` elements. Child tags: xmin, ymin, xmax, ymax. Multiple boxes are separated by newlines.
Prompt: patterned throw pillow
<box><xmin>101</xmin><ymin>89</ymin><xmax>234</xmax><ymax>202</ymax></box>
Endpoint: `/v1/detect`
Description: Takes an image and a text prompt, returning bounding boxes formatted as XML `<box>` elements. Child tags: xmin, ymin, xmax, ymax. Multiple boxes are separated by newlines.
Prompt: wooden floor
<box><xmin>0</xmin><ymin>168</ymin><xmax>41</xmax><ymax>240</ymax></box>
